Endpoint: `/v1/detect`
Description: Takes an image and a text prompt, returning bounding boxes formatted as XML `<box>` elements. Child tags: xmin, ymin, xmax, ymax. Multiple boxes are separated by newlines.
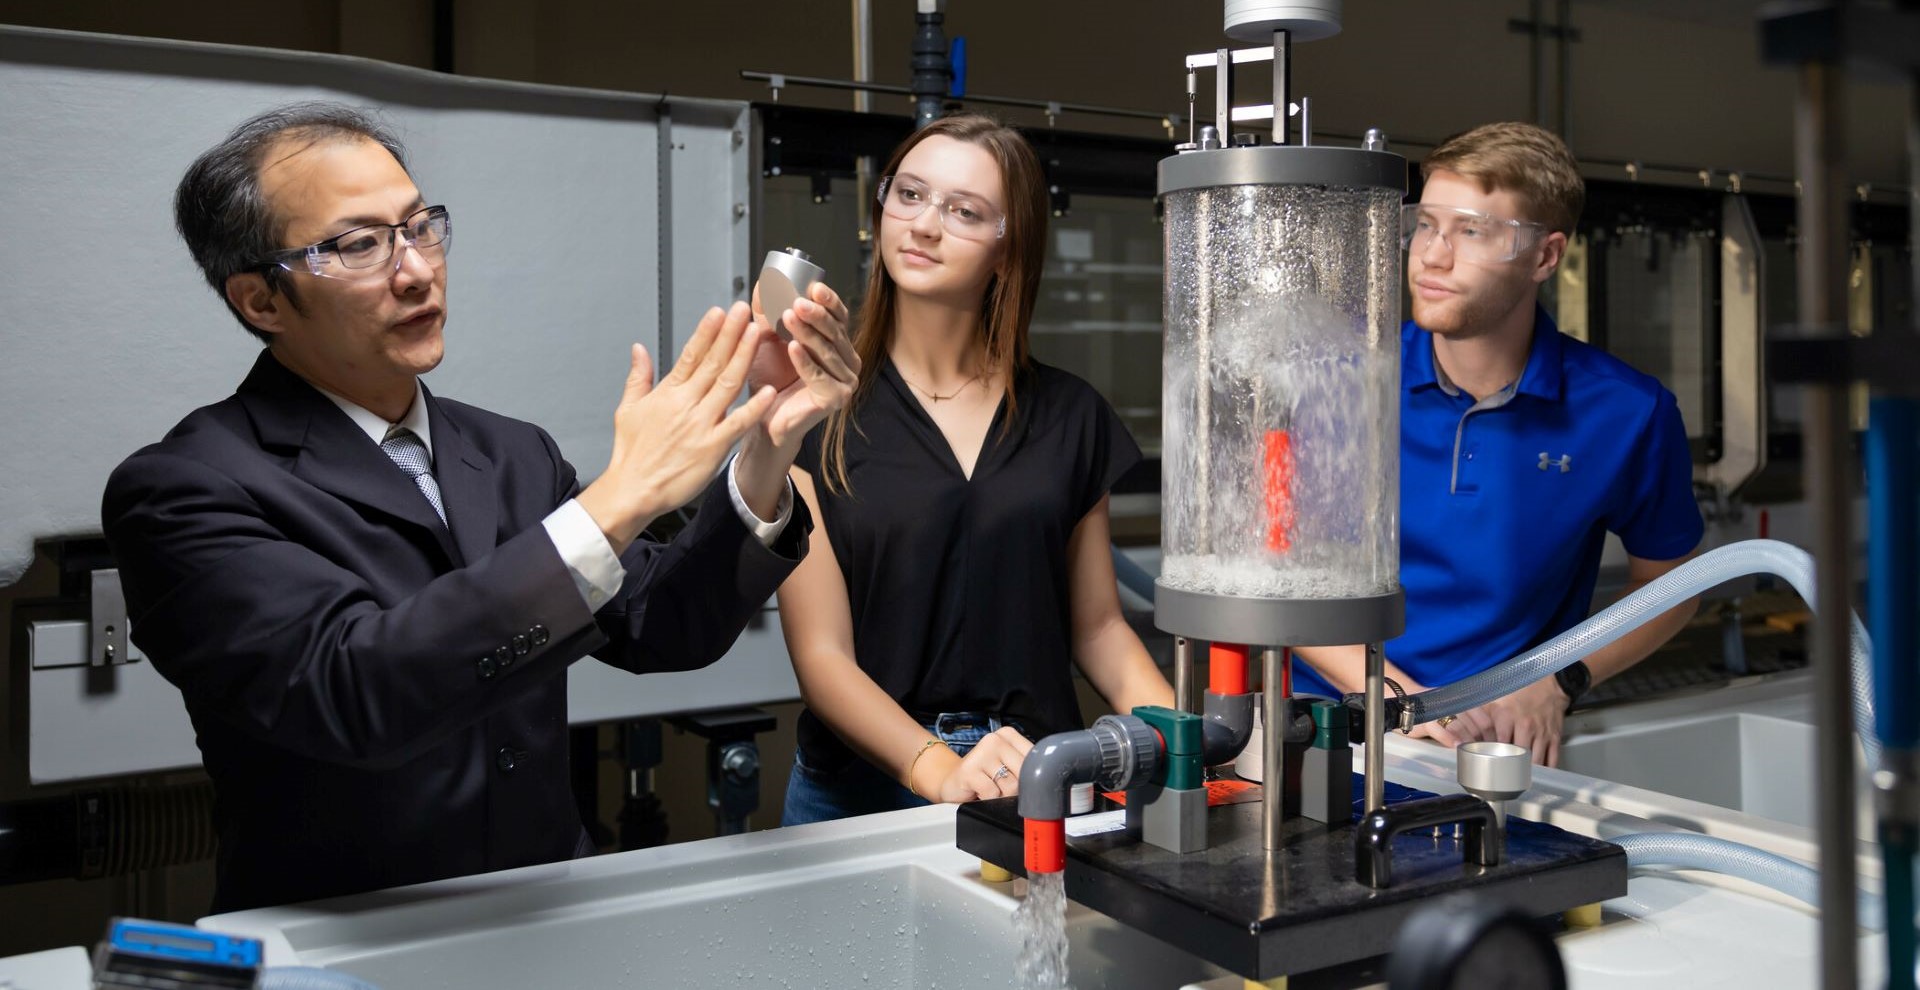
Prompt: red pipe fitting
<box><xmin>1209</xmin><ymin>643</ymin><xmax>1251</xmax><ymax>696</ymax></box>
<box><xmin>1024</xmin><ymin>817</ymin><xmax>1066</xmax><ymax>874</ymax></box>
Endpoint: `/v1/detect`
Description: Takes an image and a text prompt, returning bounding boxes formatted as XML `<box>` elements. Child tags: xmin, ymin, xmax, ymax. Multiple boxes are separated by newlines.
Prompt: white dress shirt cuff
<box><xmin>727</xmin><ymin>451</ymin><xmax>793</xmax><ymax>547</ymax></box>
<box><xmin>542</xmin><ymin>499</ymin><xmax>627</xmax><ymax>611</ymax></box>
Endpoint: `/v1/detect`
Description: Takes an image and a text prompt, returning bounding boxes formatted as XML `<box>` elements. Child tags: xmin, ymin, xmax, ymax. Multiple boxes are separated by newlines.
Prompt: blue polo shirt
<box><xmin>1293</xmin><ymin>306</ymin><xmax>1703</xmax><ymax>696</ymax></box>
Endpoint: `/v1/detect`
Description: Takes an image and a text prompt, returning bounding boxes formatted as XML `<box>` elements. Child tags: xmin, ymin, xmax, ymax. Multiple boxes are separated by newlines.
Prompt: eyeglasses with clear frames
<box><xmin>1402</xmin><ymin>203</ymin><xmax>1547</xmax><ymax>264</ymax></box>
<box><xmin>877</xmin><ymin>176</ymin><xmax>1006</xmax><ymax>241</ymax></box>
<box><xmin>257</xmin><ymin>205</ymin><xmax>452</xmax><ymax>282</ymax></box>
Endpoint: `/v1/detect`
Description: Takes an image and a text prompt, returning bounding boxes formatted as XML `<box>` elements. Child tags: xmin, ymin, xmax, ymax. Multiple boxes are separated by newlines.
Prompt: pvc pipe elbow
<box><xmin>1017</xmin><ymin>730</ymin><xmax>1106</xmax><ymax>821</ymax></box>
<box><xmin>1017</xmin><ymin>715</ymin><xmax>1161</xmax><ymax>820</ymax></box>
<box><xmin>1201</xmin><ymin>691</ymin><xmax>1255</xmax><ymax>766</ymax></box>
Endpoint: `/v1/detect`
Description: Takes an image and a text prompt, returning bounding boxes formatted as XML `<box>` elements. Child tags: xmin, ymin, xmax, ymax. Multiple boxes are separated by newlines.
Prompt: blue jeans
<box><xmin>780</xmin><ymin>714</ymin><xmax>1015</xmax><ymax>826</ymax></box>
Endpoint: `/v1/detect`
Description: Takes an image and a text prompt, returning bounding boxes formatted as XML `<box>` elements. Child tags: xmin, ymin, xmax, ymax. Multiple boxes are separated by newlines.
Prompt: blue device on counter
<box><xmin>94</xmin><ymin>917</ymin><xmax>263</xmax><ymax>989</ymax></box>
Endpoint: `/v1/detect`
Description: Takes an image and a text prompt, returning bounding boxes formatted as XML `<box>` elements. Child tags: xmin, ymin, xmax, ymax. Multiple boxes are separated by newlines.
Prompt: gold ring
<box><xmin>1436</xmin><ymin>715</ymin><xmax>1457</xmax><ymax>728</ymax></box>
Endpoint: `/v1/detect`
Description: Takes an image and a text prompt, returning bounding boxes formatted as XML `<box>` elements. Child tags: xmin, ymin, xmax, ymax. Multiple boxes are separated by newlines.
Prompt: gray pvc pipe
<box><xmin>1017</xmin><ymin>730</ymin><xmax>1106</xmax><ymax>821</ymax></box>
<box><xmin>1201</xmin><ymin>690</ymin><xmax>1254</xmax><ymax>766</ymax></box>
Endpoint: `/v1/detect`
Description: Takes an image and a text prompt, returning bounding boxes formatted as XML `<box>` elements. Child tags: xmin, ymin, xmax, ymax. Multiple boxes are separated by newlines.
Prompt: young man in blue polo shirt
<box><xmin>1293</xmin><ymin>122</ymin><xmax>1704</xmax><ymax>767</ymax></box>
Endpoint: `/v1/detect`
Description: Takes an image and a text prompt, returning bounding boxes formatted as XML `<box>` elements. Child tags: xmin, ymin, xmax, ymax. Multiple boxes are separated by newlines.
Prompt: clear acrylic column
<box><xmin>1153</xmin><ymin>143</ymin><xmax>1407</xmax><ymax>839</ymax></box>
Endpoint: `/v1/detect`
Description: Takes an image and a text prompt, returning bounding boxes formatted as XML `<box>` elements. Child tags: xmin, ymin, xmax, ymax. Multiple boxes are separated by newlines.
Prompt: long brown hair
<box><xmin>820</xmin><ymin>113</ymin><xmax>1049</xmax><ymax>495</ymax></box>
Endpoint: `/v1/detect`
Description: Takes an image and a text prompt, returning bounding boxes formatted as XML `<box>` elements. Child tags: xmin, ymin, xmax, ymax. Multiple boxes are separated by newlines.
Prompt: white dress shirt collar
<box><xmin>314</xmin><ymin>379</ymin><xmax>434</xmax><ymax>459</ymax></box>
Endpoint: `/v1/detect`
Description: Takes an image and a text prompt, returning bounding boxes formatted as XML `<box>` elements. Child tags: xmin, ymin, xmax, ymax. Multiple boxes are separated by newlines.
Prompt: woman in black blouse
<box><xmin>773</xmin><ymin>114</ymin><xmax>1174</xmax><ymax>825</ymax></box>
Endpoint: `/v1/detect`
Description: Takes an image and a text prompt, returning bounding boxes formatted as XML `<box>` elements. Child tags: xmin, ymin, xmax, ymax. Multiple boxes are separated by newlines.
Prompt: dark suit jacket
<box><xmin>102</xmin><ymin>351</ymin><xmax>808</xmax><ymax>912</ymax></box>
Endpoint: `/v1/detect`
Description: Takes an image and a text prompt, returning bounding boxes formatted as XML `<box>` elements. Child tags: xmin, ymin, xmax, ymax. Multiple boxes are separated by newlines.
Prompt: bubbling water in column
<box><xmin>1160</xmin><ymin>183</ymin><xmax>1402</xmax><ymax>600</ymax></box>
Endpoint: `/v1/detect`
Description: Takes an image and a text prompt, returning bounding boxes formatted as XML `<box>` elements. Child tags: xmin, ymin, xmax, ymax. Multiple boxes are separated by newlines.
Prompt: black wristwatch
<box><xmin>1553</xmin><ymin>660</ymin><xmax>1591</xmax><ymax>713</ymax></box>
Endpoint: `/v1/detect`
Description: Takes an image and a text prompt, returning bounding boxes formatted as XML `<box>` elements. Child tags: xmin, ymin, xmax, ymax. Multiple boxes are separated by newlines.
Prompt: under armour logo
<box><xmin>1538</xmin><ymin>452</ymin><xmax>1572</xmax><ymax>473</ymax></box>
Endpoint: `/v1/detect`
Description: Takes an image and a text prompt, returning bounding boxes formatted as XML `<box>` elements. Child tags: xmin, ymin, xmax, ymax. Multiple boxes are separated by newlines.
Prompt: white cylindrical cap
<box><xmin>1069</xmin><ymin>781</ymin><xmax>1095</xmax><ymax>815</ymax></box>
<box><xmin>1233</xmin><ymin>699</ymin><xmax>1266</xmax><ymax>783</ymax></box>
<box><xmin>1457</xmin><ymin>741</ymin><xmax>1531</xmax><ymax>800</ymax></box>
<box><xmin>1225</xmin><ymin>0</ymin><xmax>1343</xmax><ymax>42</ymax></box>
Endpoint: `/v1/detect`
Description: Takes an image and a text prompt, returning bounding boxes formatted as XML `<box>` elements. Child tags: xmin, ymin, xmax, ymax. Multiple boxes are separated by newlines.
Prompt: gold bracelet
<box><xmin>905</xmin><ymin>738</ymin><xmax>949</xmax><ymax>799</ymax></box>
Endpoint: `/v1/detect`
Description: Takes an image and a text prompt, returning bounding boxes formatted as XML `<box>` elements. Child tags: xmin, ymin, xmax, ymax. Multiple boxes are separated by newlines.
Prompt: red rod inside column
<box><xmin>1264</xmin><ymin>427</ymin><xmax>1295</xmax><ymax>554</ymax></box>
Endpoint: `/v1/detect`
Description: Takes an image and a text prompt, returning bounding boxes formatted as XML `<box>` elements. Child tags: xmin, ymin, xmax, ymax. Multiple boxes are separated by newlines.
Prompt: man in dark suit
<box><xmin>101</xmin><ymin>103</ymin><xmax>860</xmax><ymax>912</ymax></box>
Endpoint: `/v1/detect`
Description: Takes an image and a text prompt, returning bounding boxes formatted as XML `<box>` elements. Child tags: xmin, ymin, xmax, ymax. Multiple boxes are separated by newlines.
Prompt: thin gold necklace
<box><xmin>898</xmin><ymin>367</ymin><xmax>990</xmax><ymax>402</ymax></box>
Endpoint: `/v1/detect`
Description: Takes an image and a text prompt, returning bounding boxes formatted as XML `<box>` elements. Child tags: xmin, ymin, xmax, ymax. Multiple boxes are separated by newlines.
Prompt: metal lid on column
<box><xmin>1159</xmin><ymin>144</ymin><xmax>1406</xmax><ymax>197</ymax></box>
<box><xmin>1225</xmin><ymin>0</ymin><xmax>1343</xmax><ymax>42</ymax></box>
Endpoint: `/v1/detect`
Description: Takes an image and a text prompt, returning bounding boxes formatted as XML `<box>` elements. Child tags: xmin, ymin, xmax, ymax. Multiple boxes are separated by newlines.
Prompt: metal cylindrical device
<box><xmin>1225</xmin><ymin>0</ymin><xmax>1343</xmax><ymax>42</ymax></box>
<box><xmin>1457</xmin><ymin>740</ymin><xmax>1531</xmax><ymax>842</ymax></box>
<box><xmin>1155</xmin><ymin>144</ymin><xmax>1407</xmax><ymax>649</ymax></box>
<box><xmin>759</xmin><ymin>248</ymin><xmax>825</xmax><ymax>342</ymax></box>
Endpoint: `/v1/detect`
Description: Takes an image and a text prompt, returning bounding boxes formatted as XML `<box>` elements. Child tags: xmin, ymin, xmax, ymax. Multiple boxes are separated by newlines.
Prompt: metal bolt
<box><xmin>721</xmin><ymin>744</ymin><xmax>759</xmax><ymax>781</ymax></box>
<box><xmin>733</xmin><ymin>203</ymin><xmax>748</xmax><ymax>220</ymax></box>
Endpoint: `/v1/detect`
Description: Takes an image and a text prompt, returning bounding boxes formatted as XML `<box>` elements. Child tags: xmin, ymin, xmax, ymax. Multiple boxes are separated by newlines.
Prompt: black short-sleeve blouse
<box><xmin>792</xmin><ymin>358</ymin><xmax>1143</xmax><ymax>770</ymax></box>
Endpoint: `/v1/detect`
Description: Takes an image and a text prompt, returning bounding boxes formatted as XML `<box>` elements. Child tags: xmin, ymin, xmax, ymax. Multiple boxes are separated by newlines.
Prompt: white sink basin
<box><xmin>188</xmin><ymin>672</ymin><xmax>1888</xmax><ymax>990</ymax></box>
<box><xmin>1561</xmin><ymin>711</ymin><xmax>1822</xmax><ymax>828</ymax></box>
<box><xmin>201</xmin><ymin>805</ymin><xmax>1227</xmax><ymax>989</ymax></box>
<box><xmin>1553</xmin><ymin>672</ymin><xmax>1877</xmax><ymax>842</ymax></box>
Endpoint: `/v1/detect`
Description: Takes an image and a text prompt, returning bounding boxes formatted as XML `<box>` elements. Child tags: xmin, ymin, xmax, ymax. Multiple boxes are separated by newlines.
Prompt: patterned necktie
<box><xmin>379</xmin><ymin>427</ymin><xmax>446</xmax><ymax>525</ymax></box>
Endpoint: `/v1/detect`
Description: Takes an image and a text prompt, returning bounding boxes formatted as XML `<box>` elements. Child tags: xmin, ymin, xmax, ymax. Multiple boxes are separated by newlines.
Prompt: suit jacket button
<box><xmin>494</xmin><ymin>645</ymin><xmax>514</xmax><ymax>668</ymax></box>
<box><xmin>511</xmin><ymin>634</ymin><xmax>531</xmax><ymax>657</ymax></box>
<box><xmin>496</xmin><ymin>747</ymin><xmax>517</xmax><ymax>772</ymax></box>
<box><xmin>476</xmin><ymin>656</ymin><xmax>497</xmax><ymax>680</ymax></box>
<box><xmin>530</xmin><ymin>624</ymin><xmax>550</xmax><ymax>647</ymax></box>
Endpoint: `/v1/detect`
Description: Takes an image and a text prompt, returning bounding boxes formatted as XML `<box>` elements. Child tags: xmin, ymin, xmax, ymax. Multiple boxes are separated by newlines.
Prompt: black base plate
<box><xmin>955</xmin><ymin>778</ymin><xmax>1626</xmax><ymax>980</ymax></box>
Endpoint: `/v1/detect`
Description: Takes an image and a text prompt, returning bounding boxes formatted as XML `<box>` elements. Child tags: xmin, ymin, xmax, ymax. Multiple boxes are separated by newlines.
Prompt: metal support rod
<box><xmin>1808</xmin><ymin>390</ymin><xmax>1860</xmax><ymax>990</ymax></box>
<box><xmin>1262</xmin><ymin>646</ymin><xmax>1287</xmax><ymax>850</ymax></box>
<box><xmin>1185</xmin><ymin>67</ymin><xmax>1197</xmax><ymax>145</ymax></box>
<box><xmin>1795</xmin><ymin>59</ymin><xmax>1859</xmax><ymax>990</ymax></box>
<box><xmin>1271</xmin><ymin>29</ymin><xmax>1290</xmax><ymax>146</ymax></box>
<box><xmin>1214</xmin><ymin>47</ymin><xmax>1232</xmax><ymax>143</ymax></box>
<box><xmin>1175</xmin><ymin>637</ymin><xmax>1199</xmax><ymax>714</ymax></box>
<box><xmin>851</xmin><ymin>0</ymin><xmax>872</xmax><ymax>114</ymax></box>
<box><xmin>1364</xmin><ymin>642</ymin><xmax>1386</xmax><ymax>813</ymax></box>
<box><xmin>852</xmin><ymin>0</ymin><xmax>875</xmax><ymax>255</ymax></box>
